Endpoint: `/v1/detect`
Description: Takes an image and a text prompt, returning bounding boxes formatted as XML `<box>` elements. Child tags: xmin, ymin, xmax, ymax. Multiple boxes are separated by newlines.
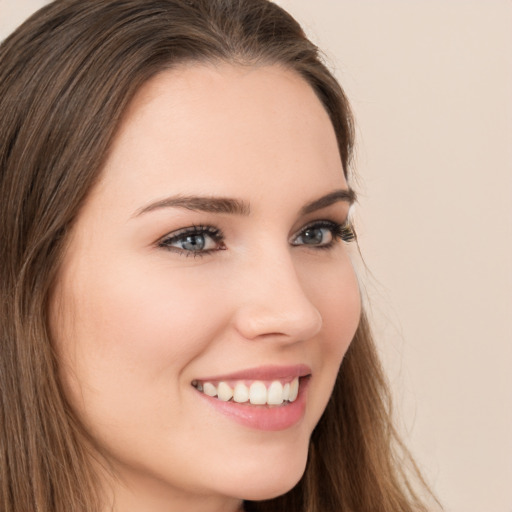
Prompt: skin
<box><xmin>50</xmin><ymin>63</ymin><xmax>361</xmax><ymax>512</ymax></box>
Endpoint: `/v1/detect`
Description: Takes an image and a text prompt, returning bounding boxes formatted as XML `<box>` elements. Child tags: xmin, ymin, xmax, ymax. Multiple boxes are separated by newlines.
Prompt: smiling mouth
<box><xmin>191</xmin><ymin>377</ymin><xmax>302</xmax><ymax>406</ymax></box>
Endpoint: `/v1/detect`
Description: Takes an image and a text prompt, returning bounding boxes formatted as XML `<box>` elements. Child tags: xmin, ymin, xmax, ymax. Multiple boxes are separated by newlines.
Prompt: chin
<box><xmin>238</xmin><ymin>474</ymin><xmax>305</xmax><ymax>502</ymax></box>
<box><xmin>225</xmin><ymin>443</ymin><xmax>309</xmax><ymax>502</ymax></box>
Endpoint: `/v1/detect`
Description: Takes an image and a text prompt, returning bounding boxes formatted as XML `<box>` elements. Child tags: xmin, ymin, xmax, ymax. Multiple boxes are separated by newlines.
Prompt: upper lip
<box><xmin>194</xmin><ymin>364</ymin><xmax>312</xmax><ymax>382</ymax></box>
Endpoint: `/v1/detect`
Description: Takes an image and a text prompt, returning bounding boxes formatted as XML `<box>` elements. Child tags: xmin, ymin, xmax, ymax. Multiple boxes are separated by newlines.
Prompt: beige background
<box><xmin>1</xmin><ymin>1</ymin><xmax>511</xmax><ymax>511</ymax></box>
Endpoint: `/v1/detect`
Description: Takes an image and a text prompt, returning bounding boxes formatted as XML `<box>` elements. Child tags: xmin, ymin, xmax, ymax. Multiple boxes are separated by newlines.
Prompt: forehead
<box><xmin>123</xmin><ymin>62</ymin><xmax>330</xmax><ymax>129</ymax></box>
<box><xmin>95</xmin><ymin>63</ymin><xmax>346</xmax><ymax>211</ymax></box>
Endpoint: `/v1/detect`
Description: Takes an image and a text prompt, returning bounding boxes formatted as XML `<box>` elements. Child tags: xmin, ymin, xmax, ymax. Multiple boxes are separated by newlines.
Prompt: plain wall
<box><xmin>1</xmin><ymin>1</ymin><xmax>511</xmax><ymax>511</ymax></box>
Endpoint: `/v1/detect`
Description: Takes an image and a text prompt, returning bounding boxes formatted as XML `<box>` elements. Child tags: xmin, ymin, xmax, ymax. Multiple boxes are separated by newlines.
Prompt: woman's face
<box><xmin>51</xmin><ymin>63</ymin><xmax>361</xmax><ymax>511</ymax></box>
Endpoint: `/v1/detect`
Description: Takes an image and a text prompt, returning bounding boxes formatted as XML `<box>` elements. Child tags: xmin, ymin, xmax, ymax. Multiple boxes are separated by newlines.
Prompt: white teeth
<box><xmin>289</xmin><ymin>378</ymin><xmax>299</xmax><ymax>402</ymax></box>
<box><xmin>203</xmin><ymin>382</ymin><xmax>217</xmax><ymax>397</ymax></box>
<box><xmin>194</xmin><ymin>377</ymin><xmax>301</xmax><ymax>405</ymax></box>
<box><xmin>267</xmin><ymin>381</ymin><xmax>284</xmax><ymax>405</ymax></box>
<box><xmin>282</xmin><ymin>382</ymin><xmax>290</xmax><ymax>401</ymax></box>
<box><xmin>233</xmin><ymin>382</ymin><xmax>250</xmax><ymax>403</ymax></box>
<box><xmin>217</xmin><ymin>381</ymin><xmax>233</xmax><ymax>402</ymax></box>
<box><xmin>249</xmin><ymin>381</ymin><xmax>267</xmax><ymax>405</ymax></box>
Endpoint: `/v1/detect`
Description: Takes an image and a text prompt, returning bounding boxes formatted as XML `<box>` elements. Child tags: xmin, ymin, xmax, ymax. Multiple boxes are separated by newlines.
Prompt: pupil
<box><xmin>182</xmin><ymin>234</ymin><xmax>205</xmax><ymax>251</ymax></box>
<box><xmin>303</xmin><ymin>228</ymin><xmax>323</xmax><ymax>244</ymax></box>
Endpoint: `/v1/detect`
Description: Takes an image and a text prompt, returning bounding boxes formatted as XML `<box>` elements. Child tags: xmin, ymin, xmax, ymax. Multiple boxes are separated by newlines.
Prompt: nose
<box><xmin>231</xmin><ymin>249</ymin><xmax>323</xmax><ymax>343</ymax></box>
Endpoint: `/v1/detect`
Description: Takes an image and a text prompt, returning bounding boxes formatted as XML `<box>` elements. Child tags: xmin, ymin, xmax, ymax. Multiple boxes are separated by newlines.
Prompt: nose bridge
<box><xmin>232</xmin><ymin>243</ymin><xmax>323</xmax><ymax>342</ymax></box>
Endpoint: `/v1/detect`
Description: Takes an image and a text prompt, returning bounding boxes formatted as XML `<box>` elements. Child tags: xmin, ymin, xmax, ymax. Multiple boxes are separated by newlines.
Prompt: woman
<box><xmin>0</xmin><ymin>1</ymin><xmax>435</xmax><ymax>511</ymax></box>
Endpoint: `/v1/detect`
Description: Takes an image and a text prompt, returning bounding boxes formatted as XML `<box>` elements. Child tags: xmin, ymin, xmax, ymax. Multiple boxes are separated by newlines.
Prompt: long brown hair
<box><xmin>0</xmin><ymin>1</ymin><xmax>435</xmax><ymax>511</ymax></box>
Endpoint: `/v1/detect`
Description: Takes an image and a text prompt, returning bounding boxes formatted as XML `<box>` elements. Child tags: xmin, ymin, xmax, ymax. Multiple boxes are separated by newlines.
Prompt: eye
<box><xmin>291</xmin><ymin>220</ymin><xmax>355</xmax><ymax>249</ymax></box>
<box><xmin>158</xmin><ymin>225</ymin><xmax>225</xmax><ymax>256</ymax></box>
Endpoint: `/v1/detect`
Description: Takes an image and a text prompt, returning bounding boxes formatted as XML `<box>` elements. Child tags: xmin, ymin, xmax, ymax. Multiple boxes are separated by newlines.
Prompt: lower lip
<box><xmin>196</xmin><ymin>377</ymin><xmax>309</xmax><ymax>431</ymax></box>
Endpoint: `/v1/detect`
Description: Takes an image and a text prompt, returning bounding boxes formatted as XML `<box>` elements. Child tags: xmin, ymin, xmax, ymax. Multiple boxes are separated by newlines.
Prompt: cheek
<box><xmin>306</xmin><ymin>252</ymin><xmax>361</xmax><ymax>352</ymax></box>
<box><xmin>63</xmin><ymin>259</ymin><xmax>223</xmax><ymax>363</ymax></box>
<box><xmin>298</xmin><ymin>252</ymin><xmax>361</xmax><ymax>425</ymax></box>
<box><xmin>50</xmin><ymin>256</ymin><xmax>231</xmax><ymax>423</ymax></box>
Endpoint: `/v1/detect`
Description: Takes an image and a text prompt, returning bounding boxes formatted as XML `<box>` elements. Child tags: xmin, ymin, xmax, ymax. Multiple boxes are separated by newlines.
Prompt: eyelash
<box><xmin>158</xmin><ymin>225</ymin><xmax>225</xmax><ymax>257</ymax></box>
<box><xmin>157</xmin><ymin>220</ymin><xmax>356</xmax><ymax>257</ymax></box>
<box><xmin>292</xmin><ymin>220</ymin><xmax>356</xmax><ymax>250</ymax></box>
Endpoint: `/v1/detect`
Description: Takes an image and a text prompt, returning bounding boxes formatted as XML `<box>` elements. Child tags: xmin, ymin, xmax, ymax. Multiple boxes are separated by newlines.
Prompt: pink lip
<box><xmin>195</xmin><ymin>364</ymin><xmax>311</xmax><ymax>383</ymax></box>
<box><xmin>193</xmin><ymin>365</ymin><xmax>312</xmax><ymax>432</ymax></box>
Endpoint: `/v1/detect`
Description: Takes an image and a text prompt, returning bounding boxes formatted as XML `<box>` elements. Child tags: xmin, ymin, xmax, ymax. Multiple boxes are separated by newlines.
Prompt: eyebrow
<box><xmin>133</xmin><ymin>188</ymin><xmax>356</xmax><ymax>218</ymax></box>
<box><xmin>300</xmin><ymin>188</ymin><xmax>357</xmax><ymax>215</ymax></box>
<box><xmin>134</xmin><ymin>195</ymin><xmax>251</xmax><ymax>217</ymax></box>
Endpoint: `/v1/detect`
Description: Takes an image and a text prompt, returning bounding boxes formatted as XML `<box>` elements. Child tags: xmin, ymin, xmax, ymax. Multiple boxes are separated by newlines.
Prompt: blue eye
<box><xmin>292</xmin><ymin>221</ymin><xmax>355</xmax><ymax>248</ymax></box>
<box><xmin>296</xmin><ymin>226</ymin><xmax>333</xmax><ymax>246</ymax></box>
<box><xmin>158</xmin><ymin>220</ymin><xmax>355</xmax><ymax>257</ymax></box>
<box><xmin>159</xmin><ymin>226</ymin><xmax>225</xmax><ymax>256</ymax></box>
